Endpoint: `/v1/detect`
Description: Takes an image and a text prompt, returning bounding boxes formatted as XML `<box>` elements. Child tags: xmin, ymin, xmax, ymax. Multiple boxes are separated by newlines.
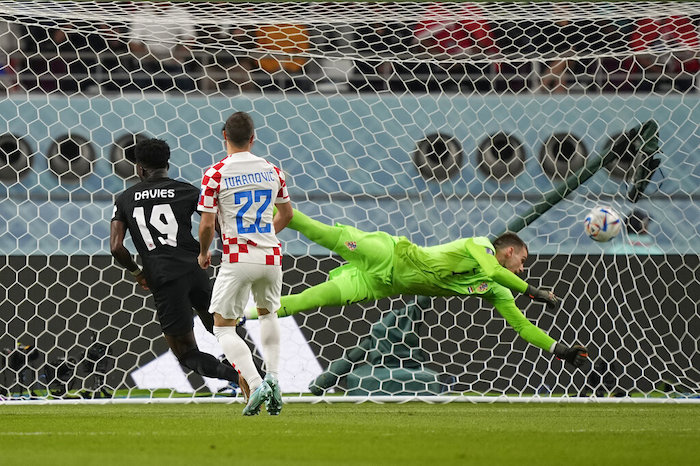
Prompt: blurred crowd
<box><xmin>0</xmin><ymin>5</ymin><xmax>697</xmax><ymax>95</ymax></box>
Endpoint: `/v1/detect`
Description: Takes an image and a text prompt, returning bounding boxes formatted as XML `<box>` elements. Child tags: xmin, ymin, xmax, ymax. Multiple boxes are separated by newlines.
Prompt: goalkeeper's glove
<box><xmin>526</xmin><ymin>285</ymin><xmax>559</xmax><ymax>308</ymax></box>
<box><xmin>553</xmin><ymin>343</ymin><xmax>589</xmax><ymax>368</ymax></box>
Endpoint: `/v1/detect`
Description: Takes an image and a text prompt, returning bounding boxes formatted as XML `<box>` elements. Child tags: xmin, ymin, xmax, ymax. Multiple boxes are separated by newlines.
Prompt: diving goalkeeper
<box><xmin>245</xmin><ymin>209</ymin><xmax>588</xmax><ymax>368</ymax></box>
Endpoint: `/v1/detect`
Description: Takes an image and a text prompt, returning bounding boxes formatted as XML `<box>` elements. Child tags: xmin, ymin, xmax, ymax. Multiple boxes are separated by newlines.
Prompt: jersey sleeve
<box><xmin>111</xmin><ymin>193</ymin><xmax>127</xmax><ymax>223</ymax></box>
<box><xmin>198</xmin><ymin>164</ymin><xmax>222</xmax><ymax>213</ymax></box>
<box><xmin>466</xmin><ymin>237</ymin><xmax>528</xmax><ymax>294</ymax></box>
<box><xmin>490</xmin><ymin>297</ymin><xmax>556</xmax><ymax>351</ymax></box>
<box><xmin>273</xmin><ymin>165</ymin><xmax>290</xmax><ymax>204</ymax></box>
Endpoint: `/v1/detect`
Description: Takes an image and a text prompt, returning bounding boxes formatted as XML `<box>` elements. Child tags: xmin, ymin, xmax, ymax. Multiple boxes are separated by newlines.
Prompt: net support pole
<box><xmin>500</xmin><ymin>141</ymin><xmax>622</xmax><ymax>236</ymax></box>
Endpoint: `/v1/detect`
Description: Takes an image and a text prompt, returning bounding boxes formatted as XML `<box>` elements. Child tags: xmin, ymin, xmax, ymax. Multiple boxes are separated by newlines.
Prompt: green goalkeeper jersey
<box><xmin>391</xmin><ymin>236</ymin><xmax>555</xmax><ymax>351</ymax></box>
<box><xmin>392</xmin><ymin>236</ymin><xmax>528</xmax><ymax>296</ymax></box>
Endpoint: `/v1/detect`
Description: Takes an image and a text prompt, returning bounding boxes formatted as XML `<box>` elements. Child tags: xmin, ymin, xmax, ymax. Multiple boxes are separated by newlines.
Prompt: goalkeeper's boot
<box><xmin>242</xmin><ymin>380</ymin><xmax>271</xmax><ymax>416</ymax></box>
<box><xmin>264</xmin><ymin>374</ymin><xmax>283</xmax><ymax>415</ymax></box>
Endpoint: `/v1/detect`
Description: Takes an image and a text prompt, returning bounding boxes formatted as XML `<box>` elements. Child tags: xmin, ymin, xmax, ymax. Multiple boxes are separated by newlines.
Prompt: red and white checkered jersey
<box><xmin>198</xmin><ymin>151</ymin><xmax>290</xmax><ymax>265</ymax></box>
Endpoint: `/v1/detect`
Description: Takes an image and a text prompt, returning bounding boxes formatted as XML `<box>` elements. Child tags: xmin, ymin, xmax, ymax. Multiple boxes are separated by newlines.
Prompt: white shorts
<box><xmin>209</xmin><ymin>262</ymin><xmax>282</xmax><ymax>320</ymax></box>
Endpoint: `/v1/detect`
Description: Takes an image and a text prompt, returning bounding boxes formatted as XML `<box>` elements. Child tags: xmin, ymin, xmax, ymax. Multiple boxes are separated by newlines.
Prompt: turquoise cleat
<box><xmin>242</xmin><ymin>380</ymin><xmax>271</xmax><ymax>416</ymax></box>
<box><xmin>264</xmin><ymin>374</ymin><xmax>283</xmax><ymax>415</ymax></box>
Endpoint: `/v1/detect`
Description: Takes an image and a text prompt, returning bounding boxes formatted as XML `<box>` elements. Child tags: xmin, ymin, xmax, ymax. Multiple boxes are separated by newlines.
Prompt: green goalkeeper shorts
<box><xmin>327</xmin><ymin>223</ymin><xmax>399</xmax><ymax>303</ymax></box>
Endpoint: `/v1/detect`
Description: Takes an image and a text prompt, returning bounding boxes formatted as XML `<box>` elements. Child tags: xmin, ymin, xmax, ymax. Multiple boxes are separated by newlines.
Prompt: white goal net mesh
<box><xmin>0</xmin><ymin>1</ymin><xmax>698</xmax><ymax>403</ymax></box>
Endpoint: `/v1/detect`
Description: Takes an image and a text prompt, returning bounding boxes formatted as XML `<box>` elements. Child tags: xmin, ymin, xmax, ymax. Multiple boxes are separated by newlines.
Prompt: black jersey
<box><xmin>112</xmin><ymin>177</ymin><xmax>202</xmax><ymax>288</ymax></box>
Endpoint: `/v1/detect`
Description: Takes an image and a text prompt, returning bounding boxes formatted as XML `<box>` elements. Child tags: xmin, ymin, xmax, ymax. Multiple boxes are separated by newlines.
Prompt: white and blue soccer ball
<box><xmin>584</xmin><ymin>206</ymin><xmax>622</xmax><ymax>242</ymax></box>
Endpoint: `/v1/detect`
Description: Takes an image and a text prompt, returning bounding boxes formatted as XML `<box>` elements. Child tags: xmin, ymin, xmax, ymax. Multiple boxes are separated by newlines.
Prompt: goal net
<box><xmin>1</xmin><ymin>1</ymin><xmax>698</xmax><ymax>403</ymax></box>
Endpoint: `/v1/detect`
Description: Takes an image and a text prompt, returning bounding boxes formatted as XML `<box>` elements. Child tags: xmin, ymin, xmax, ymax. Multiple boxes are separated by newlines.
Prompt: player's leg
<box><xmin>250</xmin><ymin>265</ymin><xmax>281</xmax><ymax>380</ymax></box>
<box><xmin>278</xmin><ymin>265</ymin><xmax>385</xmax><ymax>318</ymax></box>
<box><xmin>189</xmin><ymin>268</ymin><xmax>217</xmax><ymax>334</ymax></box>
<box><xmin>244</xmin><ymin>278</ymin><xmax>343</xmax><ymax>320</ymax></box>
<box><xmin>332</xmin><ymin>225</ymin><xmax>395</xmax><ymax>277</ymax></box>
<box><xmin>276</xmin><ymin>280</ymin><xmax>344</xmax><ymax>317</ymax></box>
<box><xmin>209</xmin><ymin>264</ymin><xmax>270</xmax><ymax>415</ymax></box>
<box><xmin>250</xmin><ymin>264</ymin><xmax>284</xmax><ymax>414</ymax></box>
<box><xmin>164</xmin><ymin>331</ymin><xmax>241</xmax><ymax>385</ymax></box>
<box><xmin>285</xmin><ymin>207</ymin><xmax>342</xmax><ymax>251</ymax></box>
<box><xmin>195</xmin><ymin>304</ymin><xmax>215</xmax><ymax>334</ymax></box>
<box><xmin>288</xmin><ymin>208</ymin><xmax>395</xmax><ymax>275</ymax></box>
<box><xmin>259</xmin><ymin>307</ymin><xmax>283</xmax><ymax>415</ymax></box>
<box><xmin>246</xmin><ymin>264</ymin><xmax>390</xmax><ymax>320</ymax></box>
<box><xmin>213</xmin><ymin>321</ymin><xmax>270</xmax><ymax>415</ymax></box>
<box><xmin>189</xmin><ymin>269</ymin><xmax>248</xmax><ymax>398</ymax></box>
<box><xmin>152</xmin><ymin>272</ymin><xmax>241</xmax><ymax>385</ymax></box>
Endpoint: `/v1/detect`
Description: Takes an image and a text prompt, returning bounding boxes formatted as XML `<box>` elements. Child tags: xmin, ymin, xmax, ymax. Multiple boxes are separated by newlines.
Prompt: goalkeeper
<box><xmin>246</xmin><ymin>208</ymin><xmax>588</xmax><ymax>368</ymax></box>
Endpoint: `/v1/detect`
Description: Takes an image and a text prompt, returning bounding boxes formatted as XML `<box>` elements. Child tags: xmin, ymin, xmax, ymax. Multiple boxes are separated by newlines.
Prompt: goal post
<box><xmin>0</xmin><ymin>1</ymin><xmax>698</xmax><ymax>404</ymax></box>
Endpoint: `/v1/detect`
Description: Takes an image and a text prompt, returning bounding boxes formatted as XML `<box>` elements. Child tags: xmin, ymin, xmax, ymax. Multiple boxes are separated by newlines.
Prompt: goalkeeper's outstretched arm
<box><xmin>493</xmin><ymin>299</ymin><xmax>588</xmax><ymax>369</ymax></box>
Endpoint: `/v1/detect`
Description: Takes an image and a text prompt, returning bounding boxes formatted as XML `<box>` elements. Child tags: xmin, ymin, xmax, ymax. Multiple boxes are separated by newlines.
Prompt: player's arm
<box><xmin>197</xmin><ymin>167</ymin><xmax>220</xmax><ymax>269</ymax></box>
<box><xmin>273</xmin><ymin>200</ymin><xmax>293</xmax><ymax>234</ymax></box>
<box><xmin>492</xmin><ymin>298</ymin><xmax>588</xmax><ymax>368</ymax></box>
<box><xmin>272</xmin><ymin>166</ymin><xmax>292</xmax><ymax>234</ymax></box>
<box><xmin>109</xmin><ymin>219</ymin><xmax>148</xmax><ymax>290</ymax></box>
<box><xmin>198</xmin><ymin>211</ymin><xmax>216</xmax><ymax>269</ymax></box>
<box><xmin>466</xmin><ymin>239</ymin><xmax>558</xmax><ymax>308</ymax></box>
<box><xmin>492</xmin><ymin>297</ymin><xmax>554</xmax><ymax>351</ymax></box>
<box><xmin>194</xmin><ymin>202</ymin><xmax>222</xmax><ymax>235</ymax></box>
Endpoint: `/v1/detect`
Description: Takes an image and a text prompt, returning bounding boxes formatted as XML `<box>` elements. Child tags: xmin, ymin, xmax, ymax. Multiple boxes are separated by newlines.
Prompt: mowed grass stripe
<box><xmin>1</xmin><ymin>403</ymin><xmax>698</xmax><ymax>466</ymax></box>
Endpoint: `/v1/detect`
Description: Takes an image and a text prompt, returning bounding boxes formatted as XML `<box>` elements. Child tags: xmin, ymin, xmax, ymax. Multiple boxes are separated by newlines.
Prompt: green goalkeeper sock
<box><xmin>243</xmin><ymin>281</ymin><xmax>343</xmax><ymax>320</ymax></box>
<box><xmin>278</xmin><ymin>281</ymin><xmax>344</xmax><ymax>317</ymax></box>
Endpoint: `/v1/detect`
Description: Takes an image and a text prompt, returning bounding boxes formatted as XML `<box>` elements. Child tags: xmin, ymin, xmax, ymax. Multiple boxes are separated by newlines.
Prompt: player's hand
<box><xmin>198</xmin><ymin>251</ymin><xmax>211</xmax><ymax>269</ymax></box>
<box><xmin>134</xmin><ymin>271</ymin><xmax>149</xmax><ymax>290</ymax></box>
<box><xmin>553</xmin><ymin>343</ymin><xmax>588</xmax><ymax>368</ymax></box>
<box><xmin>526</xmin><ymin>285</ymin><xmax>559</xmax><ymax>309</ymax></box>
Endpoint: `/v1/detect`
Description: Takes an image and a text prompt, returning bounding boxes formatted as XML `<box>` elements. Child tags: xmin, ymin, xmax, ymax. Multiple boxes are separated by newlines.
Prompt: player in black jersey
<box><xmin>110</xmin><ymin>138</ymin><xmax>248</xmax><ymax>396</ymax></box>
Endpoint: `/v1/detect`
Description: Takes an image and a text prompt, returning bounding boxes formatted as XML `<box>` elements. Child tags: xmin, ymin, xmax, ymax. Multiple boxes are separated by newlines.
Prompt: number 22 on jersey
<box><xmin>234</xmin><ymin>189</ymin><xmax>272</xmax><ymax>234</ymax></box>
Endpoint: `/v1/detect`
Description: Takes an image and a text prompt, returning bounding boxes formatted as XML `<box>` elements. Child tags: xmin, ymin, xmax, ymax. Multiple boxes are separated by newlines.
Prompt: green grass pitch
<box><xmin>1</xmin><ymin>402</ymin><xmax>698</xmax><ymax>466</ymax></box>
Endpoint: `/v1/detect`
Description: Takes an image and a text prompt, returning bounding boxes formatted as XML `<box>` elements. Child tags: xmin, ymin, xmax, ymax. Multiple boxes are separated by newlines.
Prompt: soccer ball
<box><xmin>584</xmin><ymin>206</ymin><xmax>622</xmax><ymax>242</ymax></box>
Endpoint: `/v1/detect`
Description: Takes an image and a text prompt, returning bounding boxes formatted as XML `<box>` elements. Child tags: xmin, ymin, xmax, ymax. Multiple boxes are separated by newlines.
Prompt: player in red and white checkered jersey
<box><xmin>198</xmin><ymin>151</ymin><xmax>290</xmax><ymax>265</ymax></box>
<box><xmin>198</xmin><ymin>111</ymin><xmax>293</xmax><ymax>415</ymax></box>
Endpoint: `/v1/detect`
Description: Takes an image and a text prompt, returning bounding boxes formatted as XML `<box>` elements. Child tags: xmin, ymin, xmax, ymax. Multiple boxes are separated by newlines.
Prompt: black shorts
<box><xmin>150</xmin><ymin>267</ymin><xmax>212</xmax><ymax>336</ymax></box>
